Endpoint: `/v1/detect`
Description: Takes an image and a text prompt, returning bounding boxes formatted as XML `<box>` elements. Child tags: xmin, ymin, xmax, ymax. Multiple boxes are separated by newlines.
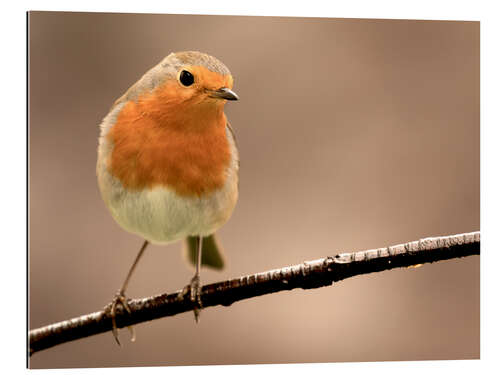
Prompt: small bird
<box><xmin>96</xmin><ymin>51</ymin><xmax>239</xmax><ymax>344</ymax></box>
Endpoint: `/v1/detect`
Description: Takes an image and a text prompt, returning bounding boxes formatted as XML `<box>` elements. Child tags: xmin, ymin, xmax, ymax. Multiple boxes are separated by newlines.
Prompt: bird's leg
<box><xmin>105</xmin><ymin>240</ymin><xmax>149</xmax><ymax>346</ymax></box>
<box><xmin>190</xmin><ymin>235</ymin><xmax>203</xmax><ymax>322</ymax></box>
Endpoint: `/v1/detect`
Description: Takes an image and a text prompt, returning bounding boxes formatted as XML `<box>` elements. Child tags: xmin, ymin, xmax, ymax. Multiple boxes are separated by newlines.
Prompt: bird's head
<box><xmin>169</xmin><ymin>51</ymin><xmax>239</xmax><ymax>105</ymax></box>
<box><xmin>119</xmin><ymin>51</ymin><xmax>238</xmax><ymax>119</ymax></box>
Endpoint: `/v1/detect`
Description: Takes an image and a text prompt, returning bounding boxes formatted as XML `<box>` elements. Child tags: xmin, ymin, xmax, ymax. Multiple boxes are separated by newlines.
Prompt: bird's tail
<box><xmin>184</xmin><ymin>234</ymin><xmax>225</xmax><ymax>270</ymax></box>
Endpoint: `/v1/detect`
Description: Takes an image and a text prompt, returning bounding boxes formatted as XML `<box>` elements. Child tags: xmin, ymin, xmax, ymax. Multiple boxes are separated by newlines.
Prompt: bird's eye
<box><xmin>179</xmin><ymin>70</ymin><xmax>194</xmax><ymax>86</ymax></box>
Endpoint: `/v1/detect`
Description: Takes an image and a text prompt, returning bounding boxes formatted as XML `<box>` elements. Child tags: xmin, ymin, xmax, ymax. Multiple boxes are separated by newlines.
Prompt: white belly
<box><xmin>99</xmin><ymin>171</ymin><xmax>238</xmax><ymax>244</ymax></box>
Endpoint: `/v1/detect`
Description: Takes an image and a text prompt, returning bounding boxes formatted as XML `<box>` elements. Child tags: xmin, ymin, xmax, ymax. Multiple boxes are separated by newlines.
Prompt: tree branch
<box><xmin>29</xmin><ymin>231</ymin><xmax>480</xmax><ymax>356</ymax></box>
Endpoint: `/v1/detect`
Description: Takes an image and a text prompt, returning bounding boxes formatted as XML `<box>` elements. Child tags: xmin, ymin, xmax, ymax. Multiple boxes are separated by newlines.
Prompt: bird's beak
<box><xmin>209</xmin><ymin>87</ymin><xmax>239</xmax><ymax>101</ymax></box>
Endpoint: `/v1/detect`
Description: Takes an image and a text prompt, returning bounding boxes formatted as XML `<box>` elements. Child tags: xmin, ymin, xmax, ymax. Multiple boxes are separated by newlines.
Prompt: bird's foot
<box><xmin>177</xmin><ymin>275</ymin><xmax>203</xmax><ymax>322</ymax></box>
<box><xmin>180</xmin><ymin>274</ymin><xmax>202</xmax><ymax>322</ymax></box>
<box><xmin>104</xmin><ymin>291</ymin><xmax>136</xmax><ymax>346</ymax></box>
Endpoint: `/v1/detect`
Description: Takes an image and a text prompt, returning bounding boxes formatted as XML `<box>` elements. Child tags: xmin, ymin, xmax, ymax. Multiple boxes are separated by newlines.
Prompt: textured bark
<box><xmin>29</xmin><ymin>231</ymin><xmax>480</xmax><ymax>356</ymax></box>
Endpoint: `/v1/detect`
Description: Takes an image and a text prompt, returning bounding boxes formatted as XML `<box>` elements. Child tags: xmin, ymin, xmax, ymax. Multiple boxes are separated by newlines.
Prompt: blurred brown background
<box><xmin>28</xmin><ymin>12</ymin><xmax>479</xmax><ymax>368</ymax></box>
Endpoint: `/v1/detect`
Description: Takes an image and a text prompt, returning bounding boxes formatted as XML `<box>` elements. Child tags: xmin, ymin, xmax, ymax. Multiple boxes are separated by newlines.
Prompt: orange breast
<box><xmin>107</xmin><ymin>82</ymin><xmax>232</xmax><ymax>197</ymax></box>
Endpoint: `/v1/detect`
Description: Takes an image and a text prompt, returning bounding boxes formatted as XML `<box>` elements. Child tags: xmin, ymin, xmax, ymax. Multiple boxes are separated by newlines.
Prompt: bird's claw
<box><xmin>105</xmin><ymin>291</ymin><xmax>136</xmax><ymax>346</ymax></box>
<box><xmin>175</xmin><ymin>275</ymin><xmax>203</xmax><ymax>322</ymax></box>
<box><xmin>190</xmin><ymin>275</ymin><xmax>202</xmax><ymax>322</ymax></box>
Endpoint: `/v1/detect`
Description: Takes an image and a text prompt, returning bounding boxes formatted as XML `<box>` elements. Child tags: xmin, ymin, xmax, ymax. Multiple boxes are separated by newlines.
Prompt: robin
<box><xmin>96</xmin><ymin>51</ymin><xmax>239</xmax><ymax>345</ymax></box>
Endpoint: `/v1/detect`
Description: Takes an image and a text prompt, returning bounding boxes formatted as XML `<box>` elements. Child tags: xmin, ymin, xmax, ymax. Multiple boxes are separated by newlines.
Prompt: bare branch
<box><xmin>29</xmin><ymin>231</ymin><xmax>480</xmax><ymax>356</ymax></box>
